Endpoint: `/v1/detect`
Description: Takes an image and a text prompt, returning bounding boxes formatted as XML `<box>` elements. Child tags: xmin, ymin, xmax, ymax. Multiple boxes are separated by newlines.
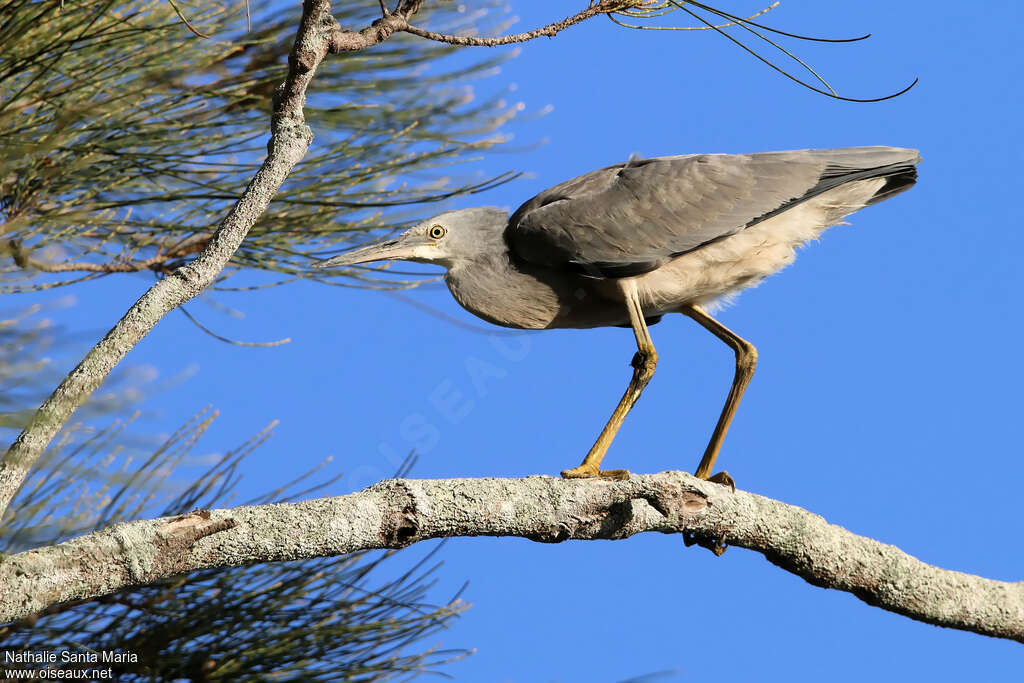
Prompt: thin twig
<box><xmin>7</xmin><ymin>236</ymin><xmax>210</xmax><ymax>274</ymax></box>
<box><xmin>179</xmin><ymin>305</ymin><xmax>291</xmax><ymax>347</ymax></box>
<box><xmin>610</xmin><ymin>1</ymin><xmax>780</xmax><ymax>31</ymax></box>
<box><xmin>166</xmin><ymin>0</ymin><xmax>210</xmax><ymax>39</ymax></box>
<box><xmin>669</xmin><ymin>0</ymin><xmax>917</xmax><ymax>102</ymax></box>
<box><xmin>401</xmin><ymin>1</ymin><xmax>635</xmax><ymax>46</ymax></box>
<box><xmin>685</xmin><ymin>1</ymin><xmax>870</xmax><ymax>42</ymax></box>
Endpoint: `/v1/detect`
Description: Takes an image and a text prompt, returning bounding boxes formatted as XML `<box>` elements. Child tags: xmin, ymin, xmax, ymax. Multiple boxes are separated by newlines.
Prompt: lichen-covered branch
<box><xmin>0</xmin><ymin>0</ymin><xmax>387</xmax><ymax>515</ymax></box>
<box><xmin>1</xmin><ymin>471</ymin><xmax>1021</xmax><ymax>642</ymax></box>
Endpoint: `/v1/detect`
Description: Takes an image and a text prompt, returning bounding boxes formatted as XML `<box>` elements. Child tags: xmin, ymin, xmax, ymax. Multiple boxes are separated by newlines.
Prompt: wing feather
<box><xmin>506</xmin><ymin>147</ymin><xmax>920</xmax><ymax>278</ymax></box>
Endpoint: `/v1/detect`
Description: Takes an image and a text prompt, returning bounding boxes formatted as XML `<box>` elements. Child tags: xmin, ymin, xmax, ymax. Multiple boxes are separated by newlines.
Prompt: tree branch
<box><xmin>7</xmin><ymin>235</ymin><xmax>211</xmax><ymax>274</ymax></box>
<box><xmin>0</xmin><ymin>0</ymin><xmax>420</xmax><ymax>516</ymax></box>
<box><xmin>0</xmin><ymin>0</ymin><xmax>631</xmax><ymax>520</ymax></box>
<box><xmin>2</xmin><ymin>471</ymin><xmax>1021</xmax><ymax>642</ymax></box>
<box><xmin>401</xmin><ymin>1</ymin><xmax>636</xmax><ymax>46</ymax></box>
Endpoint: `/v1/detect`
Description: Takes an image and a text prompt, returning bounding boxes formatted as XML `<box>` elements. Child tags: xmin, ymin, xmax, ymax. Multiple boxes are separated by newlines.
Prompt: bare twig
<box><xmin>166</xmin><ymin>0</ymin><xmax>211</xmax><ymax>39</ymax></box>
<box><xmin>400</xmin><ymin>1</ymin><xmax>636</xmax><ymax>46</ymax></box>
<box><xmin>178</xmin><ymin>305</ymin><xmax>292</xmax><ymax>347</ymax></box>
<box><xmin>667</xmin><ymin>0</ymin><xmax>916</xmax><ymax>102</ymax></box>
<box><xmin>2</xmin><ymin>471</ymin><xmax>1021</xmax><ymax>642</ymax></box>
<box><xmin>8</xmin><ymin>236</ymin><xmax>211</xmax><ymax>274</ymax></box>
<box><xmin>610</xmin><ymin>1</ymin><xmax>782</xmax><ymax>32</ymax></box>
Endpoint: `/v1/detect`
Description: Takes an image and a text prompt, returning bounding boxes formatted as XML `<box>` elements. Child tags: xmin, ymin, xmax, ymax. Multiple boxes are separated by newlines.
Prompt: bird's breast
<box><xmin>445</xmin><ymin>258</ymin><xmax>631</xmax><ymax>330</ymax></box>
<box><xmin>445</xmin><ymin>261</ymin><xmax>558</xmax><ymax>330</ymax></box>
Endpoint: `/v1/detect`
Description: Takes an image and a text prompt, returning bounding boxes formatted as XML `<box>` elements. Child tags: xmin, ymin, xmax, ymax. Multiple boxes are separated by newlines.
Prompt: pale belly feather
<box><xmin>611</xmin><ymin>178</ymin><xmax>886</xmax><ymax>315</ymax></box>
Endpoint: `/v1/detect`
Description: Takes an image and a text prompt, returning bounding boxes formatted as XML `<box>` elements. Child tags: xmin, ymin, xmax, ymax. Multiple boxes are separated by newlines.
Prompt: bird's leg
<box><xmin>681</xmin><ymin>304</ymin><xmax>758</xmax><ymax>489</ymax></box>
<box><xmin>562</xmin><ymin>283</ymin><xmax>656</xmax><ymax>481</ymax></box>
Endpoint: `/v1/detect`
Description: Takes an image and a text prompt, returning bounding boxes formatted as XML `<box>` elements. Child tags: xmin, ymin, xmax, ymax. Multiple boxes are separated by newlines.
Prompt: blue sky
<box><xmin>20</xmin><ymin>1</ymin><xmax>1024</xmax><ymax>680</ymax></box>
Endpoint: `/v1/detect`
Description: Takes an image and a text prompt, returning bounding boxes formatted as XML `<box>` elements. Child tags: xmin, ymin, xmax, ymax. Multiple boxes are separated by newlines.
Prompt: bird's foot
<box><xmin>560</xmin><ymin>464</ymin><xmax>630</xmax><ymax>480</ymax></box>
<box><xmin>702</xmin><ymin>470</ymin><xmax>736</xmax><ymax>492</ymax></box>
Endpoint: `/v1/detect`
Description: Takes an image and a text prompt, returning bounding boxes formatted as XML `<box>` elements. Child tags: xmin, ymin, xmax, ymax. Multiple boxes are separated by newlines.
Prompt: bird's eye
<box><xmin>428</xmin><ymin>225</ymin><xmax>447</xmax><ymax>240</ymax></box>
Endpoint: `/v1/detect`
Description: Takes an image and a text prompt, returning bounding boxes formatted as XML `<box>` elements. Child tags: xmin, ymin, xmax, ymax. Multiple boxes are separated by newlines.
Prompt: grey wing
<box><xmin>506</xmin><ymin>146</ymin><xmax>921</xmax><ymax>278</ymax></box>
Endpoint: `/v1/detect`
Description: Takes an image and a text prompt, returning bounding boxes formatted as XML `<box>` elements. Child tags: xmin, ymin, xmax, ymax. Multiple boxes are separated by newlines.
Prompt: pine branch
<box><xmin>0</xmin><ymin>1</ymin><xmax>521</xmax><ymax>290</ymax></box>
<box><xmin>2</xmin><ymin>471</ymin><xmax>1021</xmax><ymax>643</ymax></box>
<box><xmin>0</xmin><ymin>361</ymin><xmax>466</xmax><ymax>680</ymax></box>
<box><xmin>0</xmin><ymin>0</ymin><xmax>357</xmax><ymax>515</ymax></box>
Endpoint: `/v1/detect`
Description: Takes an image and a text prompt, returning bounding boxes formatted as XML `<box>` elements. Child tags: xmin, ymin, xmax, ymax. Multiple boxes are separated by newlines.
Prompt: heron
<box><xmin>316</xmin><ymin>146</ymin><xmax>920</xmax><ymax>486</ymax></box>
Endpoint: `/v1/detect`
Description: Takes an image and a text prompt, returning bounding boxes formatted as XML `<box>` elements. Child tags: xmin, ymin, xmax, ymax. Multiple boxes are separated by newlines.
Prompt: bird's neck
<box><xmin>444</xmin><ymin>253</ymin><xmax>563</xmax><ymax>330</ymax></box>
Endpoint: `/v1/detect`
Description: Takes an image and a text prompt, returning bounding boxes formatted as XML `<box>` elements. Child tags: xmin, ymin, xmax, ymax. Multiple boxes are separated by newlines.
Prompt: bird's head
<box><xmin>313</xmin><ymin>208</ymin><xmax>509</xmax><ymax>271</ymax></box>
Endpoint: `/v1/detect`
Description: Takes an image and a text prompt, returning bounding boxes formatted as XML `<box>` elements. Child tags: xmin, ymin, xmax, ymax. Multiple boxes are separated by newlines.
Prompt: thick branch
<box><xmin>1</xmin><ymin>472</ymin><xmax>1020</xmax><ymax>642</ymax></box>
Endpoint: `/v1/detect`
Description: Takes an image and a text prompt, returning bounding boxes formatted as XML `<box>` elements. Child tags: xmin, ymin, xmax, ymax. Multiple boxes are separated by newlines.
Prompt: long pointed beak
<box><xmin>313</xmin><ymin>234</ymin><xmax>427</xmax><ymax>269</ymax></box>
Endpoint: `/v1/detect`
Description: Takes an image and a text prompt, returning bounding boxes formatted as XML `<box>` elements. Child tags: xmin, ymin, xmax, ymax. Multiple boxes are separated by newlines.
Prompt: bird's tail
<box><xmin>813</xmin><ymin>146</ymin><xmax>921</xmax><ymax>207</ymax></box>
<box><xmin>863</xmin><ymin>162</ymin><xmax>919</xmax><ymax>206</ymax></box>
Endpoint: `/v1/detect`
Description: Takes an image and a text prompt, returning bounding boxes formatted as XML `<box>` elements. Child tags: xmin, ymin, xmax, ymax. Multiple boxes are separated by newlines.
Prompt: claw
<box><xmin>707</xmin><ymin>470</ymin><xmax>736</xmax><ymax>492</ymax></box>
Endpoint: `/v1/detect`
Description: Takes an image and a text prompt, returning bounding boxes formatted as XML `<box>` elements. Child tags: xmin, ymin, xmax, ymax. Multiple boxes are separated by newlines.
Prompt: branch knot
<box><xmin>371</xmin><ymin>14</ymin><xmax>409</xmax><ymax>42</ymax></box>
<box><xmin>378</xmin><ymin>480</ymin><xmax>420</xmax><ymax>548</ymax></box>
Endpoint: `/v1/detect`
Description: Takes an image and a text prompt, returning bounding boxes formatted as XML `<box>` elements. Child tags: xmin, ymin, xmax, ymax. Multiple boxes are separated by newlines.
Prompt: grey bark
<box><xmin>1</xmin><ymin>471</ymin><xmax>1020</xmax><ymax>643</ymax></box>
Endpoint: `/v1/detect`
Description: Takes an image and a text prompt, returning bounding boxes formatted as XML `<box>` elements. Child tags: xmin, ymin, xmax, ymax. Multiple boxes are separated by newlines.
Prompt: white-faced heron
<box><xmin>316</xmin><ymin>146</ymin><xmax>920</xmax><ymax>486</ymax></box>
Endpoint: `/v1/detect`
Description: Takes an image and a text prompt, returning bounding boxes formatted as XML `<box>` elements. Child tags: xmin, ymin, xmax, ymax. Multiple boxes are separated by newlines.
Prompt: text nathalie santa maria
<box><xmin>4</xmin><ymin>651</ymin><xmax>138</xmax><ymax>664</ymax></box>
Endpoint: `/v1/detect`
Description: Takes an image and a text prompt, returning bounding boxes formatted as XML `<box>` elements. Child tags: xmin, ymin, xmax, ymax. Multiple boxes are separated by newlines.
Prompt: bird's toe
<box><xmin>560</xmin><ymin>465</ymin><xmax>630</xmax><ymax>480</ymax></box>
<box><xmin>706</xmin><ymin>470</ymin><xmax>736</xmax><ymax>492</ymax></box>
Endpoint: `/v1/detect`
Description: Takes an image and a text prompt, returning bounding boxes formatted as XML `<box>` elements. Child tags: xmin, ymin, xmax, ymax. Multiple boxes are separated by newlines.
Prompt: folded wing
<box><xmin>506</xmin><ymin>146</ymin><xmax>920</xmax><ymax>278</ymax></box>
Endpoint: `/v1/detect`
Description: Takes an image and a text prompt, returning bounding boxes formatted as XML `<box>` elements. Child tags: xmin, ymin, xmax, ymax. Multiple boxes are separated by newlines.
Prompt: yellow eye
<box><xmin>428</xmin><ymin>224</ymin><xmax>447</xmax><ymax>240</ymax></box>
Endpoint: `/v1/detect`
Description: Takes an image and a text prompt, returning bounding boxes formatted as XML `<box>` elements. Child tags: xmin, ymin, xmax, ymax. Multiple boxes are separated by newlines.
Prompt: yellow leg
<box><xmin>681</xmin><ymin>304</ymin><xmax>758</xmax><ymax>489</ymax></box>
<box><xmin>562</xmin><ymin>282</ymin><xmax>656</xmax><ymax>480</ymax></box>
